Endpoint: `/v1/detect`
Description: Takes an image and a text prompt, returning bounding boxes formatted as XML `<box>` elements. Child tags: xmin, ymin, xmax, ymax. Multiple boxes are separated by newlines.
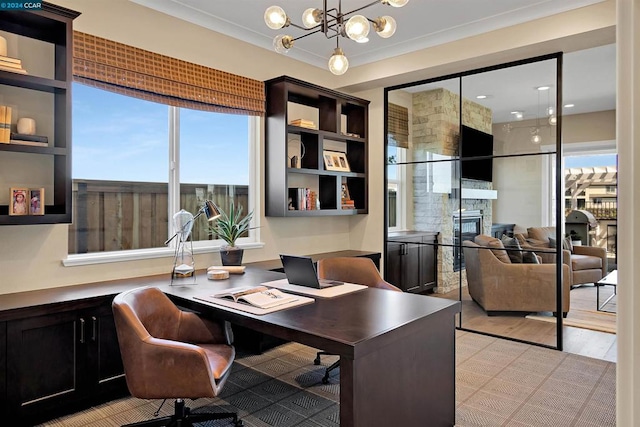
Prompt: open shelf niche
<box><xmin>265</xmin><ymin>76</ymin><xmax>369</xmax><ymax>217</ymax></box>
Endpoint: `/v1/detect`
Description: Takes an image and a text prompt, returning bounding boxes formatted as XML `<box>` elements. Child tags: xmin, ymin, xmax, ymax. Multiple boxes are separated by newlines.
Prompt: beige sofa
<box><xmin>515</xmin><ymin>226</ymin><xmax>607</xmax><ymax>287</ymax></box>
<box><xmin>463</xmin><ymin>235</ymin><xmax>571</xmax><ymax>316</ymax></box>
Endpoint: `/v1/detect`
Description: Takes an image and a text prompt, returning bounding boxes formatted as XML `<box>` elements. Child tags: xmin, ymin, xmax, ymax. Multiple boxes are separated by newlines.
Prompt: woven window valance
<box><xmin>387</xmin><ymin>103</ymin><xmax>409</xmax><ymax>149</ymax></box>
<box><xmin>72</xmin><ymin>32</ymin><xmax>265</xmax><ymax>116</ymax></box>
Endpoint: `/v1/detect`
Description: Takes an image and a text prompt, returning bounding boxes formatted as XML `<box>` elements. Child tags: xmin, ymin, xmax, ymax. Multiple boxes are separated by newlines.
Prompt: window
<box><xmin>387</xmin><ymin>143</ymin><xmax>407</xmax><ymax>231</ymax></box>
<box><xmin>69</xmin><ymin>83</ymin><xmax>257</xmax><ymax>257</ymax></box>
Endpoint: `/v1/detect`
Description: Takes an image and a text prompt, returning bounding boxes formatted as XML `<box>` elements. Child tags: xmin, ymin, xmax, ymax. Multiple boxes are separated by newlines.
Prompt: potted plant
<box><xmin>209</xmin><ymin>200</ymin><xmax>254</xmax><ymax>265</ymax></box>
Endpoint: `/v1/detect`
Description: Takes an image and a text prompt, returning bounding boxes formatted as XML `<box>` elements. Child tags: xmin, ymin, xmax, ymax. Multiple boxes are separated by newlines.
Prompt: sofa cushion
<box><xmin>527</xmin><ymin>226</ymin><xmax>556</xmax><ymax>242</ymax></box>
<box><xmin>562</xmin><ymin>237</ymin><xmax>573</xmax><ymax>252</ymax></box>
<box><xmin>501</xmin><ymin>234</ymin><xmax>523</xmax><ymax>263</ymax></box>
<box><xmin>571</xmin><ymin>254</ymin><xmax>602</xmax><ymax>271</ymax></box>
<box><xmin>486</xmin><ymin>239</ymin><xmax>512</xmax><ymax>264</ymax></box>
<box><xmin>549</xmin><ymin>237</ymin><xmax>556</xmax><ymax>248</ymax></box>
<box><xmin>522</xmin><ymin>251</ymin><xmax>541</xmax><ymax>264</ymax></box>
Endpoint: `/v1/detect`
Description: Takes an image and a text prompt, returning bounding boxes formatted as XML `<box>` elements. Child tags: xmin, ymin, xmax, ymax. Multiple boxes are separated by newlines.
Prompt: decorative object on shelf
<box><xmin>9</xmin><ymin>187</ymin><xmax>28</xmax><ymax>216</ymax></box>
<box><xmin>209</xmin><ymin>200</ymin><xmax>255</xmax><ymax>266</ymax></box>
<box><xmin>288</xmin><ymin>138</ymin><xmax>306</xmax><ymax>168</ymax></box>
<box><xmin>29</xmin><ymin>188</ymin><xmax>44</xmax><ymax>215</ymax></box>
<box><xmin>264</xmin><ymin>0</ymin><xmax>409</xmax><ymax>75</ymax></box>
<box><xmin>0</xmin><ymin>36</ymin><xmax>6</xmax><ymax>56</ymax></box>
<box><xmin>165</xmin><ymin>200</ymin><xmax>221</xmax><ymax>284</ymax></box>
<box><xmin>17</xmin><ymin>117</ymin><xmax>36</xmax><ymax>135</ymax></box>
<box><xmin>289</xmin><ymin>187</ymin><xmax>318</xmax><ymax>210</ymax></box>
<box><xmin>323</xmin><ymin>149</ymin><xmax>350</xmax><ymax>172</ymax></box>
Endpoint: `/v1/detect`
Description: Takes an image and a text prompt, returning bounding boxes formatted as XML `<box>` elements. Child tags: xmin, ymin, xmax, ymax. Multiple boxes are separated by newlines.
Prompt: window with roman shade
<box><xmin>72</xmin><ymin>31</ymin><xmax>265</xmax><ymax>115</ymax></box>
<box><xmin>387</xmin><ymin>103</ymin><xmax>409</xmax><ymax>149</ymax></box>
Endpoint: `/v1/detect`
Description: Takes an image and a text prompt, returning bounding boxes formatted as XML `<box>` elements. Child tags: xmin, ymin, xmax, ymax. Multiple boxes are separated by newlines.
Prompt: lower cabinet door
<box><xmin>85</xmin><ymin>303</ymin><xmax>126</xmax><ymax>395</ymax></box>
<box><xmin>403</xmin><ymin>242</ymin><xmax>422</xmax><ymax>293</ymax></box>
<box><xmin>386</xmin><ymin>242</ymin><xmax>404</xmax><ymax>290</ymax></box>
<box><xmin>6</xmin><ymin>311</ymin><xmax>84</xmax><ymax>422</ymax></box>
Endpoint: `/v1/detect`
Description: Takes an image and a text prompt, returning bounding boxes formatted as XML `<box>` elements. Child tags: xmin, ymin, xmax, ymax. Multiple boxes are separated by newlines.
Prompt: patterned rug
<box><xmin>37</xmin><ymin>330</ymin><xmax>616</xmax><ymax>427</ymax></box>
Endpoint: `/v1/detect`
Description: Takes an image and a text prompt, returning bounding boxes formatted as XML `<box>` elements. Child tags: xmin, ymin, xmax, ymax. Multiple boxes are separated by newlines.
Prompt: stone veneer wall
<box><xmin>412</xmin><ymin>88</ymin><xmax>493</xmax><ymax>293</ymax></box>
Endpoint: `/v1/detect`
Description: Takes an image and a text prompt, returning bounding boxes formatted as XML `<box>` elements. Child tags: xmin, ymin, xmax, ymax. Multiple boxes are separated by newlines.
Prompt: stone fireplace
<box><xmin>412</xmin><ymin>88</ymin><xmax>494</xmax><ymax>294</ymax></box>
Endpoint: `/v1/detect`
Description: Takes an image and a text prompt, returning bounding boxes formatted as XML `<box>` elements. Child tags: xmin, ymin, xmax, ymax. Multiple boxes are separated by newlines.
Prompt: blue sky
<box><xmin>565</xmin><ymin>154</ymin><xmax>617</xmax><ymax>168</ymax></box>
<box><xmin>72</xmin><ymin>83</ymin><xmax>248</xmax><ymax>185</ymax></box>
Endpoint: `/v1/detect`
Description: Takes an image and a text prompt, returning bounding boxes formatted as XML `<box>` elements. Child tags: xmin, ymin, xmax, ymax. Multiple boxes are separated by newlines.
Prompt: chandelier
<box><xmin>264</xmin><ymin>0</ymin><xmax>409</xmax><ymax>75</ymax></box>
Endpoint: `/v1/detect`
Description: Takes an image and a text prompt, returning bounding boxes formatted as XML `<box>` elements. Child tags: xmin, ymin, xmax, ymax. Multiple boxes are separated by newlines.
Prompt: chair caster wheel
<box><xmin>314</xmin><ymin>357</ymin><xmax>321</xmax><ymax>365</ymax></box>
<box><xmin>322</xmin><ymin>375</ymin><xmax>329</xmax><ymax>384</ymax></box>
<box><xmin>235</xmin><ymin>420</ymin><xmax>244</xmax><ymax>426</ymax></box>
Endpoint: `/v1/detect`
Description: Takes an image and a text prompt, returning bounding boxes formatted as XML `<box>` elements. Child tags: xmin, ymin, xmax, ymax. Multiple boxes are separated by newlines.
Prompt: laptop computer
<box><xmin>279</xmin><ymin>254</ymin><xmax>343</xmax><ymax>289</ymax></box>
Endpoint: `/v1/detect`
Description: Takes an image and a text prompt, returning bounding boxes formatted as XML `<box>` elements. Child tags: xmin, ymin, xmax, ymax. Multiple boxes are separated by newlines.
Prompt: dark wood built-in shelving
<box><xmin>0</xmin><ymin>2</ymin><xmax>78</xmax><ymax>225</ymax></box>
<box><xmin>265</xmin><ymin>76</ymin><xmax>370</xmax><ymax>217</ymax></box>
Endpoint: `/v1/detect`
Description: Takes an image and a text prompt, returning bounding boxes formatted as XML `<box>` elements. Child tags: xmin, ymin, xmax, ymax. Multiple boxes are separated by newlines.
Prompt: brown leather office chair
<box><xmin>314</xmin><ymin>257</ymin><xmax>401</xmax><ymax>383</ymax></box>
<box><xmin>112</xmin><ymin>286</ymin><xmax>242</xmax><ymax>427</ymax></box>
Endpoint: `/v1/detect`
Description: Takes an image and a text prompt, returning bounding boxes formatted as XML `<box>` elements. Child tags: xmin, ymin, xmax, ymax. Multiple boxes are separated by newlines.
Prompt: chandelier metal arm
<box><xmin>291</xmin><ymin>27</ymin><xmax>326</xmax><ymax>42</ymax></box>
<box><xmin>340</xmin><ymin>0</ymin><xmax>384</xmax><ymax>19</ymax></box>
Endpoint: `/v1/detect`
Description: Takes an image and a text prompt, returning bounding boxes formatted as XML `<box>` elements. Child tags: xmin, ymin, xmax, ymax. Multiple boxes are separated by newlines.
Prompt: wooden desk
<box><xmin>162</xmin><ymin>268</ymin><xmax>460</xmax><ymax>427</ymax></box>
<box><xmin>0</xmin><ymin>266</ymin><xmax>458</xmax><ymax>427</ymax></box>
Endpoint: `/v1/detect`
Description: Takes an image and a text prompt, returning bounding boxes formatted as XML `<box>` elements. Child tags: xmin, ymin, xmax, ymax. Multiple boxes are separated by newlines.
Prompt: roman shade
<box><xmin>387</xmin><ymin>103</ymin><xmax>409</xmax><ymax>149</ymax></box>
<box><xmin>72</xmin><ymin>31</ymin><xmax>265</xmax><ymax>116</ymax></box>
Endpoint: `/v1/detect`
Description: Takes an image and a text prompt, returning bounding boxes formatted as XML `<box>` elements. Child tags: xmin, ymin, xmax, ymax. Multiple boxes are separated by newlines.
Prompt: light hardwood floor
<box><xmin>433</xmin><ymin>284</ymin><xmax>617</xmax><ymax>362</ymax></box>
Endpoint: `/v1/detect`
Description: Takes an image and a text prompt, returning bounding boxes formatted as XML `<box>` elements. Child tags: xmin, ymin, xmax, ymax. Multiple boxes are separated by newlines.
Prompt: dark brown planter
<box><xmin>220</xmin><ymin>247</ymin><xmax>244</xmax><ymax>266</ymax></box>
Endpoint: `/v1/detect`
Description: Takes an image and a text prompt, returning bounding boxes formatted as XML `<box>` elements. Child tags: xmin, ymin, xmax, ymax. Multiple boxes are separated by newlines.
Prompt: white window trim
<box><xmin>388</xmin><ymin>147</ymin><xmax>407</xmax><ymax>232</ymax></box>
<box><xmin>63</xmin><ymin>112</ymin><xmax>263</xmax><ymax>267</ymax></box>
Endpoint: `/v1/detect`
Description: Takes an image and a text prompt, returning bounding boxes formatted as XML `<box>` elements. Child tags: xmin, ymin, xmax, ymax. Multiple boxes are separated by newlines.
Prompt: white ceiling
<box><xmin>130</xmin><ymin>0</ymin><xmax>615</xmax><ymax>119</ymax></box>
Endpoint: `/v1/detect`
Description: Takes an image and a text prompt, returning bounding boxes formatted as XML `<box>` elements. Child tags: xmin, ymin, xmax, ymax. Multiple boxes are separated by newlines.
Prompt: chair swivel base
<box><xmin>314</xmin><ymin>351</ymin><xmax>339</xmax><ymax>384</ymax></box>
<box><xmin>123</xmin><ymin>399</ymin><xmax>242</xmax><ymax>427</ymax></box>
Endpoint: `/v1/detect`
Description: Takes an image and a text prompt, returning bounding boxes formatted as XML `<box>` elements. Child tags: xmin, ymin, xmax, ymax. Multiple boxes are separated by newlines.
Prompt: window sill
<box><xmin>62</xmin><ymin>241</ymin><xmax>265</xmax><ymax>267</ymax></box>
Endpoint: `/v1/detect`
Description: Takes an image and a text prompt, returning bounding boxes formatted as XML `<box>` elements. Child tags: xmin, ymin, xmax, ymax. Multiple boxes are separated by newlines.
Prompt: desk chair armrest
<box><xmin>177</xmin><ymin>311</ymin><xmax>230</xmax><ymax>345</ymax></box>
<box><xmin>128</xmin><ymin>336</ymin><xmax>216</xmax><ymax>399</ymax></box>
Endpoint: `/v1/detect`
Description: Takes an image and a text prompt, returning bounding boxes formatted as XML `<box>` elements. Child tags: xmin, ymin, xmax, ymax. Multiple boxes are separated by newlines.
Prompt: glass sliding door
<box><xmin>384</xmin><ymin>54</ymin><xmax>564</xmax><ymax>349</ymax></box>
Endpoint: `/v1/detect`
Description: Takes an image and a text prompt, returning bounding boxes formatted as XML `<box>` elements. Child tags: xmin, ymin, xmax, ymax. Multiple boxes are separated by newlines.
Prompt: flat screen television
<box><xmin>460</xmin><ymin>125</ymin><xmax>493</xmax><ymax>182</ymax></box>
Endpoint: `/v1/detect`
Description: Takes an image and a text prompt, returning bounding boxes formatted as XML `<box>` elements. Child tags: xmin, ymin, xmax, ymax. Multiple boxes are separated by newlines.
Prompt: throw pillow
<box><xmin>548</xmin><ymin>237</ymin><xmax>556</xmax><ymax>248</ymax></box>
<box><xmin>562</xmin><ymin>237</ymin><xmax>573</xmax><ymax>252</ymax></box>
<box><xmin>486</xmin><ymin>239</ymin><xmax>512</xmax><ymax>264</ymax></box>
<box><xmin>501</xmin><ymin>234</ymin><xmax>523</xmax><ymax>263</ymax></box>
<box><xmin>522</xmin><ymin>251</ymin><xmax>541</xmax><ymax>264</ymax></box>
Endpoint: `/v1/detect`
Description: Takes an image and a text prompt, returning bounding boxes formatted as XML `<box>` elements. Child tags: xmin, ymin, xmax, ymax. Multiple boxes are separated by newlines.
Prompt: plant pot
<box><xmin>220</xmin><ymin>246</ymin><xmax>244</xmax><ymax>266</ymax></box>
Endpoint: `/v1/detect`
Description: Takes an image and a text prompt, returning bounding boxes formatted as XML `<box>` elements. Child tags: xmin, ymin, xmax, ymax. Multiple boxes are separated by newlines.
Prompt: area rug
<box><xmin>526</xmin><ymin>308</ymin><xmax>616</xmax><ymax>334</ymax></box>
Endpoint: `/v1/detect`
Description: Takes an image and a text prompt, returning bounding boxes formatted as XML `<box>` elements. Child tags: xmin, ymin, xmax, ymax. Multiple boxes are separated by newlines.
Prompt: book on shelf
<box><xmin>0</xmin><ymin>55</ymin><xmax>22</xmax><ymax>65</ymax></box>
<box><xmin>10</xmin><ymin>132</ymin><xmax>48</xmax><ymax>143</ymax></box>
<box><xmin>0</xmin><ymin>105</ymin><xmax>11</xmax><ymax>143</ymax></box>
<box><xmin>289</xmin><ymin>118</ymin><xmax>316</xmax><ymax>129</ymax></box>
<box><xmin>0</xmin><ymin>65</ymin><xmax>27</xmax><ymax>74</ymax></box>
<box><xmin>0</xmin><ymin>59</ymin><xmax>23</xmax><ymax>69</ymax></box>
<box><xmin>341</xmin><ymin>199</ymin><xmax>355</xmax><ymax>209</ymax></box>
<box><xmin>289</xmin><ymin>187</ymin><xmax>318</xmax><ymax>210</ymax></box>
<box><xmin>212</xmin><ymin>286</ymin><xmax>299</xmax><ymax>309</ymax></box>
<box><xmin>10</xmin><ymin>139</ymin><xmax>48</xmax><ymax>147</ymax></box>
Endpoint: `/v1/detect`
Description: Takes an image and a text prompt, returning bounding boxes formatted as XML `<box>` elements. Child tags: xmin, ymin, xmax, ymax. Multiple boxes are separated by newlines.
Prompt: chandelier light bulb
<box><xmin>384</xmin><ymin>0</ymin><xmax>409</xmax><ymax>7</ymax></box>
<box><xmin>547</xmin><ymin>106</ymin><xmax>554</xmax><ymax>116</ymax></box>
<box><xmin>273</xmin><ymin>34</ymin><xmax>294</xmax><ymax>54</ymax></box>
<box><xmin>302</xmin><ymin>8</ymin><xmax>322</xmax><ymax>28</ymax></box>
<box><xmin>264</xmin><ymin>6</ymin><xmax>288</xmax><ymax>29</ymax></box>
<box><xmin>531</xmin><ymin>128</ymin><xmax>542</xmax><ymax>144</ymax></box>
<box><xmin>548</xmin><ymin>115</ymin><xmax>557</xmax><ymax>126</ymax></box>
<box><xmin>345</xmin><ymin>15</ymin><xmax>370</xmax><ymax>42</ymax></box>
<box><xmin>328</xmin><ymin>47</ymin><xmax>349</xmax><ymax>75</ymax></box>
<box><xmin>374</xmin><ymin>16</ymin><xmax>396</xmax><ymax>38</ymax></box>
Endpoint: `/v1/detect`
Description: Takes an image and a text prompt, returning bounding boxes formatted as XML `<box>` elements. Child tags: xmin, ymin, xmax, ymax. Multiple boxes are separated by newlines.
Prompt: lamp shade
<box><xmin>204</xmin><ymin>200</ymin><xmax>221</xmax><ymax>221</ymax></box>
<box><xmin>345</xmin><ymin>15</ymin><xmax>370</xmax><ymax>42</ymax></box>
<box><xmin>385</xmin><ymin>0</ymin><xmax>409</xmax><ymax>7</ymax></box>
<box><xmin>328</xmin><ymin>48</ymin><xmax>349</xmax><ymax>75</ymax></box>
<box><xmin>302</xmin><ymin>8</ymin><xmax>322</xmax><ymax>28</ymax></box>
<box><xmin>264</xmin><ymin>6</ymin><xmax>287</xmax><ymax>29</ymax></box>
<box><xmin>375</xmin><ymin>16</ymin><xmax>397</xmax><ymax>38</ymax></box>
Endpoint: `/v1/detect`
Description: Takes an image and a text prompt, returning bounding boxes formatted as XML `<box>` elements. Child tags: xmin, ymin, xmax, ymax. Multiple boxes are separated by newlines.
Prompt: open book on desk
<box><xmin>212</xmin><ymin>286</ymin><xmax>299</xmax><ymax>309</ymax></box>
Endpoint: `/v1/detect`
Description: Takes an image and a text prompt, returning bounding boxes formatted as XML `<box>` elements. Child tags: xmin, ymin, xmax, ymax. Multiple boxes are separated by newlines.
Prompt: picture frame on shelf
<box><xmin>9</xmin><ymin>187</ymin><xmax>28</xmax><ymax>216</ymax></box>
<box><xmin>323</xmin><ymin>150</ymin><xmax>351</xmax><ymax>172</ymax></box>
<box><xmin>29</xmin><ymin>188</ymin><xmax>44</xmax><ymax>215</ymax></box>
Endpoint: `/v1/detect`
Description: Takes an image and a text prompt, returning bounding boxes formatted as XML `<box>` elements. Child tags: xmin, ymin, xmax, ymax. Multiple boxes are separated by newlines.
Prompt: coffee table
<box><xmin>597</xmin><ymin>270</ymin><xmax>617</xmax><ymax>312</ymax></box>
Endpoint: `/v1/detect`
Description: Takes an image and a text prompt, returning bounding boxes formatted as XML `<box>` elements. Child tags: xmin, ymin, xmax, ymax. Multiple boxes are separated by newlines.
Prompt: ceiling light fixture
<box><xmin>564</xmin><ymin>103</ymin><xmax>575</xmax><ymax>108</ymax></box>
<box><xmin>476</xmin><ymin>95</ymin><xmax>488</xmax><ymax>99</ymax></box>
<box><xmin>264</xmin><ymin>0</ymin><xmax>409</xmax><ymax>75</ymax></box>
